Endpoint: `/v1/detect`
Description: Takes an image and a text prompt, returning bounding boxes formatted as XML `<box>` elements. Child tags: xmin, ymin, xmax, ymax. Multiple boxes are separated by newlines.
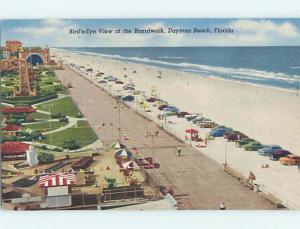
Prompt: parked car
<box><xmin>123</xmin><ymin>85</ymin><xmax>135</xmax><ymax>90</ymax></box>
<box><xmin>146</xmin><ymin>97</ymin><xmax>157</xmax><ymax>103</ymax></box>
<box><xmin>158</xmin><ymin>104</ymin><xmax>169</xmax><ymax>111</ymax></box>
<box><xmin>209</xmin><ymin>126</ymin><xmax>232</xmax><ymax>137</ymax></box>
<box><xmin>98</xmin><ymin>80</ymin><xmax>107</xmax><ymax>84</ymax></box>
<box><xmin>244</xmin><ymin>142</ymin><xmax>264</xmax><ymax>151</ymax></box>
<box><xmin>177</xmin><ymin>111</ymin><xmax>190</xmax><ymax>118</ymax></box>
<box><xmin>122</xmin><ymin>95</ymin><xmax>135</xmax><ymax>102</ymax></box>
<box><xmin>163</xmin><ymin>106</ymin><xmax>179</xmax><ymax>113</ymax></box>
<box><xmin>115</xmin><ymin>80</ymin><xmax>124</xmax><ymax>84</ymax></box>
<box><xmin>225</xmin><ymin>131</ymin><xmax>248</xmax><ymax>142</ymax></box>
<box><xmin>280</xmin><ymin>154</ymin><xmax>300</xmax><ymax>165</ymax></box>
<box><xmin>258</xmin><ymin>145</ymin><xmax>282</xmax><ymax>156</ymax></box>
<box><xmin>185</xmin><ymin>114</ymin><xmax>199</xmax><ymax>121</ymax></box>
<box><xmin>192</xmin><ymin>117</ymin><xmax>211</xmax><ymax>124</ymax></box>
<box><xmin>199</xmin><ymin>121</ymin><xmax>217</xmax><ymax>128</ymax></box>
<box><xmin>270</xmin><ymin>150</ymin><xmax>291</xmax><ymax>161</ymax></box>
<box><xmin>209</xmin><ymin>129</ymin><xmax>227</xmax><ymax>137</ymax></box>
<box><xmin>235</xmin><ymin>138</ymin><xmax>256</xmax><ymax>147</ymax></box>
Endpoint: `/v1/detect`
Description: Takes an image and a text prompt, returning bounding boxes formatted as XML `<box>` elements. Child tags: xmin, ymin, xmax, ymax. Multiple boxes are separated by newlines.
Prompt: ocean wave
<box><xmin>68</xmin><ymin>48</ymin><xmax>300</xmax><ymax>89</ymax></box>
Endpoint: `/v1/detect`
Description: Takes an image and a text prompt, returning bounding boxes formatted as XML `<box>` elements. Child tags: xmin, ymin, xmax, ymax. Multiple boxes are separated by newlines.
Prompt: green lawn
<box><xmin>31</xmin><ymin>111</ymin><xmax>51</xmax><ymax>120</ymax></box>
<box><xmin>41</xmin><ymin>120</ymin><xmax>98</xmax><ymax>148</ymax></box>
<box><xmin>23</xmin><ymin>121</ymin><xmax>66</xmax><ymax>132</ymax></box>
<box><xmin>36</xmin><ymin>96</ymin><xmax>82</xmax><ymax>118</ymax></box>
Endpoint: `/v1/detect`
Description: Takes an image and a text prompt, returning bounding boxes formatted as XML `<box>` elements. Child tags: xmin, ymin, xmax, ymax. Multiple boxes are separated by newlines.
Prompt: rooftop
<box><xmin>2</xmin><ymin>124</ymin><xmax>22</xmax><ymax>131</ymax></box>
<box><xmin>1</xmin><ymin>106</ymin><xmax>36</xmax><ymax>114</ymax></box>
<box><xmin>1</xmin><ymin>142</ymin><xmax>29</xmax><ymax>154</ymax></box>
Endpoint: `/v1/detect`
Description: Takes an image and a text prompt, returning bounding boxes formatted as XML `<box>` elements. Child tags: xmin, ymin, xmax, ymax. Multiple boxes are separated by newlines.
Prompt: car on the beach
<box><xmin>123</xmin><ymin>85</ymin><xmax>135</xmax><ymax>90</ymax></box>
<box><xmin>209</xmin><ymin>126</ymin><xmax>232</xmax><ymax>137</ymax></box>
<box><xmin>158</xmin><ymin>104</ymin><xmax>169</xmax><ymax>111</ymax></box>
<box><xmin>146</xmin><ymin>97</ymin><xmax>157</xmax><ymax>102</ymax></box>
<box><xmin>199</xmin><ymin>121</ymin><xmax>217</xmax><ymax>128</ymax></box>
<box><xmin>185</xmin><ymin>114</ymin><xmax>199</xmax><ymax>121</ymax></box>
<box><xmin>163</xmin><ymin>106</ymin><xmax>179</xmax><ymax>113</ymax></box>
<box><xmin>209</xmin><ymin>129</ymin><xmax>227</xmax><ymax>137</ymax></box>
<box><xmin>244</xmin><ymin>142</ymin><xmax>264</xmax><ymax>151</ymax></box>
<box><xmin>270</xmin><ymin>150</ymin><xmax>291</xmax><ymax>161</ymax></box>
<box><xmin>280</xmin><ymin>154</ymin><xmax>300</xmax><ymax>165</ymax></box>
<box><xmin>225</xmin><ymin>131</ymin><xmax>248</xmax><ymax>142</ymax></box>
<box><xmin>98</xmin><ymin>80</ymin><xmax>107</xmax><ymax>84</ymax></box>
<box><xmin>258</xmin><ymin>145</ymin><xmax>282</xmax><ymax>156</ymax></box>
<box><xmin>122</xmin><ymin>95</ymin><xmax>135</xmax><ymax>102</ymax></box>
<box><xmin>177</xmin><ymin>111</ymin><xmax>190</xmax><ymax>118</ymax></box>
<box><xmin>115</xmin><ymin>80</ymin><xmax>124</xmax><ymax>84</ymax></box>
<box><xmin>192</xmin><ymin>117</ymin><xmax>211</xmax><ymax>124</ymax></box>
<box><xmin>104</xmin><ymin>75</ymin><xmax>118</xmax><ymax>81</ymax></box>
<box><xmin>96</xmin><ymin>72</ymin><xmax>104</xmax><ymax>76</ymax></box>
<box><xmin>235</xmin><ymin>138</ymin><xmax>256</xmax><ymax>147</ymax></box>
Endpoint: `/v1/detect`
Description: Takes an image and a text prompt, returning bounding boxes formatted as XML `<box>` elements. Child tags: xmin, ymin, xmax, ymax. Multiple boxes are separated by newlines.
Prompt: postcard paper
<box><xmin>1</xmin><ymin>19</ymin><xmax>300</xmax><ymax>210</ymax></box>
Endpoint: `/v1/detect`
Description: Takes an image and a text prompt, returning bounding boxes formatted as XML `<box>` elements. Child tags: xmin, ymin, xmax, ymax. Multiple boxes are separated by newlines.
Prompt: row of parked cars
<box><xmin>208</xmin><ymin>126</ymin><xmax>300</xmax><ymax>166</ymax></box>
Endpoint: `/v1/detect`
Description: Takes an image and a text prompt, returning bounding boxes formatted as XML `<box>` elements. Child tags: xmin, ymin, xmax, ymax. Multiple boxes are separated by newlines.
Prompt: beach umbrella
<box><xmin>111</xmin><ymin>142</ymin><xmax>126</xmax><ymax>149</ymax></box>
<box><xmin>185</xmin><ymin>128</ymin><xmax>199</xmax><ymax>139</ymax></box>
<box><xmin>185</xmin><ymin>129</ymin><xmax>199</xmax><ymax>134</ymax></box>
<box><xmin>115</xmin><ymin>149</ymin><xmax>133</xmax><ymax>158</ymax></box>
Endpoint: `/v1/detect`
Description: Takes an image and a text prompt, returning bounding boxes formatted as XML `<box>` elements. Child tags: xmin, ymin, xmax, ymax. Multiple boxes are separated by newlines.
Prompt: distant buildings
<box><xmin>5</xmin><ymin>40</ymin><xmax>23</xmax><ymax>52</ymax></box>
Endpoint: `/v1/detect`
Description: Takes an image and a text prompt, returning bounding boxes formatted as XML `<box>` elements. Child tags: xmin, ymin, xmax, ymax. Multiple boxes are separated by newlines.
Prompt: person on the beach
<box><xmin>204</xmin><ymin>138</ymin><xmax>208</xmax><ymax>147</ymax></box>
<box><xmin>219</xmin><ymin>202</ymin><xmax>226</xmax><ymax>210</ymax></box>
<box><xmin>247</xmin><ymin>171</ymin><xmax>256</xmax><ymax>183</ymax></box>
<box><xmin>177</xmin><ymin>146</ymin><xmax>182</xmax><ymax>156</ymax></box>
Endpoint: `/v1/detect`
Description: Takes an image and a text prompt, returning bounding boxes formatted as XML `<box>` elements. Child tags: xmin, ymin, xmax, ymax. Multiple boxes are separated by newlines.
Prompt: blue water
<box><xmin>65</xmin><ymin>47</ymin><xmax>300</xmax><ymax>91</ymax></box>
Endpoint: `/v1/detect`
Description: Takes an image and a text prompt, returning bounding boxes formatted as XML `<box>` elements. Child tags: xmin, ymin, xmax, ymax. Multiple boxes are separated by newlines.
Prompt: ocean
<box><xmin>65</xmin><ymin>47</ymin><xmax>300</xmax><ymax>91</ymax></box>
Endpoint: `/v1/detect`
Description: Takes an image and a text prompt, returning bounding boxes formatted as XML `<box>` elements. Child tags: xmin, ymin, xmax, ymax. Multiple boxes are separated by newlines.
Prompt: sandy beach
<box><xmin>51</xmin><ymin>48</ymin><xmax>300</xmax><ymax>209</ymax></box>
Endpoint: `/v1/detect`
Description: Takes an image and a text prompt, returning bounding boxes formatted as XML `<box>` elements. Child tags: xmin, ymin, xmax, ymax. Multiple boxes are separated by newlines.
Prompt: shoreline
<box><xmin>53</xmin><ymin>48</ymin><xmax>300</xmax><ymax>96</ymax></box>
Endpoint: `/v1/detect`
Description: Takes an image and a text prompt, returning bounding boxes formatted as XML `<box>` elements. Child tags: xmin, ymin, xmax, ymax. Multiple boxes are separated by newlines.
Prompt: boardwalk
<box><xmin>55</xmin><ymin>67</ymin><xmax>276</xmax><ymax>210</ymax></box>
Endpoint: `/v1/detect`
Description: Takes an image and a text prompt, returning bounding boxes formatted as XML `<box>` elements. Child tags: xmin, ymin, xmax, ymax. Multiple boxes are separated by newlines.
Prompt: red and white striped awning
<box><xmin>38</xmin><ymin>173</ymin><xmax>77</xmax><ymax>188</ymax></box>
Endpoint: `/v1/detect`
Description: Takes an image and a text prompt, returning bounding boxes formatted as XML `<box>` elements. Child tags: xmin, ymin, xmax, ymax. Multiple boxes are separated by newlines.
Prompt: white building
<box><xmin>26</xmin><ymin>145</ymin><xmax>39</xmax><ymax>167</ymax></box>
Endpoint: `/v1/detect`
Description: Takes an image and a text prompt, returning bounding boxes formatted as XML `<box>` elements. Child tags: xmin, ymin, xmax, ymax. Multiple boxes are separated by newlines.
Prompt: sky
<box><xmin>1</xmin><ymin>18</ymin><xmax>300</xmax><ymax>47</ymax></box>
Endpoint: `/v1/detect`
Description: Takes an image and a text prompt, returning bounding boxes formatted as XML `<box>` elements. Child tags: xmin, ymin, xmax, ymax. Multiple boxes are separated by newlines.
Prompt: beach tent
<box><xmin>111</xmin><ymin>142</ymin><xmax>126</xmax><ymax>149</ymax></box>
<box><xmin>115</xmin><ymin>149</ymin><xmax>133</xmax><ymax>158</ymax></box>
<box><xmin>123</xmin><ymin>161</ymin><xmax>140</xmax><ymax>170</ymax></box>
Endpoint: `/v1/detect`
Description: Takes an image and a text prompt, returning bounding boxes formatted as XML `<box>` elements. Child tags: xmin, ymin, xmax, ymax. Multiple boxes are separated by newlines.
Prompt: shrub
<box><xmin>51</xmin><ymin>113</ymin><xmax>66</xmax><ymax>119</ymax></box>
<box><xmin>6</xmin><ymin>118</ymin><xmax>22</xmax><ymax>125</ymax></box>
<box><xmin>59</xmin><ymin>117</ymin><xmax>69</xmax><ymax>123</ymax></box>
<box><xmin>38</xmin><ymin>152</ymin><xmax>54</xmax><ymax>164</ymax></box>
<box><xmin>62</xmin><ymin>139</ymin><xmax>80</xmax><ymax>150</ymax></box>
<box><xmin>53</xmin><ymin>147</ymin><xmax>63</xmax><ymax>152</ymax></box>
